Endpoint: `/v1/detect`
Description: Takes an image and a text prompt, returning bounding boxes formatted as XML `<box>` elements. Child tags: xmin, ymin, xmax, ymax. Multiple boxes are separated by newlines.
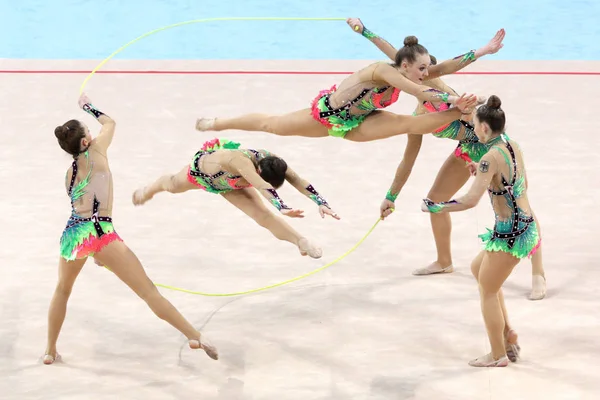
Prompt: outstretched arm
<box><xmin>380</xmin><ymin>134</ymin><xmax>423</xmax><ymax>219</ymax></box>
<box><xmin>401</xmin><ymin>94</ymin><xmax>478</xmax><ymax>135</ymax></box>
<box><xmin>78</xmin><ymin>93</ymin><xmax>116</xmax><ymax>152</ymax></box>
<box><xmin>421</xmin><ymin>151</ymin><xmax>499</xmax><ymax>213</ymax></box>
<box><xmin>373</xmin><ymin>62</ymin><xmax>462</xmax><ymax>105</ymax></box>
<box><xmin>347</xmin><ymin>18</ymin><xmax>397</xmax><ymax>61</ymax></box>
<box><xmin>280</xmin><ymin>163</ymin><xmax>340</xmax><ymax>220</ymax></box>
<box><xmin>427</xmin><ymin>29</ymin><xmax>505</xmax><ymax>79</ymax></box>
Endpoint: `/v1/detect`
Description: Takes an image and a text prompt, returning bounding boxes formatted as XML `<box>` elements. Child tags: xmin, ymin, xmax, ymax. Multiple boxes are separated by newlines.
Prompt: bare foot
<box><xmin>412</xmin><ymin>262</ymin><xmax>454</xmax><ymax>276</ymax></box>
<box><xmin>43</xmin><ymin>352</ymin><xmax>61</xmax><ymax>365</ymax></box>
<box><xmin>189</xmin><ymin>337</ymin><xmax>219</xmax><ymax>360</ymax></box>
<box><xmin>195</xmin><ymin>118</ymin><xmax>216</xmax><ymax>131</ymax></box>
<box><xmin>298</xmin><ymin>238</ymin><xmax>322</xmax><ymax>259</ymax></box>
<box><xmin>132</xmin><ymin>187</ymin><xmax>151</xmax><ymax>206</ymax></box>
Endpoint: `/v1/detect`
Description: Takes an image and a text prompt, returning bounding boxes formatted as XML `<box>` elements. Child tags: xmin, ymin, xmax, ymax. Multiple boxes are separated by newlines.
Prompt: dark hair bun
<box><xmin>486</xmin><ymin>95</ymin><xmax>502</xmax><ymax>109</ymax></box>
<box><xmin>403</xmin><ymin>36</ymin><xmax>419</xmax><ymax>46</ymax></box>
<box><xmin>54</xmin><ymin>125</ymin><xmax>67</xmax><ymax>140</ymax></box>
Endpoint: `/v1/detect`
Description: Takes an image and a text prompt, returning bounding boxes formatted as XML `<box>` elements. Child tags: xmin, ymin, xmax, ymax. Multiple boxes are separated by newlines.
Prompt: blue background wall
<box><xmin>2</xmin><ymin>0</ymin><xmax>598</xmax><ymax>60</ymax></box>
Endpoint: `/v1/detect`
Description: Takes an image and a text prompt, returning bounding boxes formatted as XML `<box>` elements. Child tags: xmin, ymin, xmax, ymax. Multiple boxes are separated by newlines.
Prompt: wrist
<box><xmin>361</xmin><ymin>27</ymin><xmax>378</xmax><ymax>40</ymax></box>
<box><xmin>82</xmin><ymin>103</ymin><xmax>105</xmax><ymax>119</ymax></box>
<box><xmin>386</xmin><ymin>189</ymin><xmax>398</xmax><ymax>202</ymax></box>
<box><xmin>461</xmin><ymin>49</ymin><xmax>477</xmax><ymax>63</ymax></box>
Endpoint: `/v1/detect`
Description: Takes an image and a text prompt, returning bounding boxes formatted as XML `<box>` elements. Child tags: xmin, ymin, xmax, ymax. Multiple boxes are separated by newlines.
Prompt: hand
<box><xmin>479</xmin><ymin>28</ymin><xmax>505</xmax><ymax>56</ymax></box>
<box><xmin>467</xmin><ymin>162</ymin><xmax>478</xmax><ymax>176</ymax></box>
<box><xmin>455</xmin><ymin>94</ymin><xmax>478</xmax><ymax>114</ymax></box>
<box><xmin>380</xmin><ymin>199</ymin><xmax>395</xmax><ymax>220</ymax></box>
<box><xmin>319</xmin><ymin>205</ymin><xmax>340</xmax><ymax>220</ymax></box>
<box><xmin>281</xmin><ymin>208</ymin><xmax>305</xmax><ymax>218</ymax></box>
<box><xmin>78</xmin><ymin>92</ymin><xmax>92</xmax><ymax>109</ymax></box>
<box><xmin>346</xmin><ymin>18</ymin><xmax>364</xmax><ymax>34</ymax></box>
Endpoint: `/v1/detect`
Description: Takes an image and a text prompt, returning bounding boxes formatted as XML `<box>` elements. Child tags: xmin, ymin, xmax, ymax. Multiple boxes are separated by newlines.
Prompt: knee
<box><xmin>259</xmin><ymin>116</ymin><xmax>279</xmax><ymax>134</ymax></box>
<box><xmin>55</xmin><ymin>281</ymin><xmax>73</xmax><ymax>297</ymax></box>
<box><xmin>252</xmin><ymin>209</ymin><xmax>274</xmax><ymax>228</ymax></box>
<box><xmin>163</xmin><ymin>175</ymin><xmax>178</xmax><ymax>193</ymax></box>
<box><xmin>427</xmin><ymin>188</ymin><xmax>450</xmax><ymax>202</ymax></box>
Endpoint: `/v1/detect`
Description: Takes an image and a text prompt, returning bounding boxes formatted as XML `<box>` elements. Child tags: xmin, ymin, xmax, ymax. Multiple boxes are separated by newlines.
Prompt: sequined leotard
<box><xmin>59</xmin><ymin>148</ymin><xmax>122</xmax><ymax>261</ymax></box>
<box><xmin>478</xmin><ymin>136</ymin><xmax>541</xmax><ymax>258</ymax></box>
<box><xmin>187</xmin><ymin>138</ymin><xmax>268</xmax><ymax>194</ymax></box>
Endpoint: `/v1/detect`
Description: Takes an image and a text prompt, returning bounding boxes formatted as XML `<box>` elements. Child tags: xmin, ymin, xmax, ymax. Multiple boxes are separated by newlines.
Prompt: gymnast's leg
<box><xmin>94</xmin><ymin>241</ymin><xmax>218</xmax><ymax>360</ymax></box>
<box><xmin>132</xmin><ymin>165</ymin><xmax>196</xmax><ymax>205</ymax></box>
<box><xmin>412</xmin><ymin>153</ymin><xmax>470</xmax><ymax>275</ymax></box>
<box><xmin>221</xmin><ymin>188</ymin><xmax>322</xmax><ymax>258</ymax></box>
<box><xmin>344</xmin><ymin>109</ymin><xmax>467</xmax><ymax>142</ymax></box>
<box><xmin>196</xmin><ymin>109</ymin><xmax>329</xmax><ymax>138</ymax></box>
<box><xmin>44</xmin><ymin>257</ymin><xmax>87</xmax><ymax>364</ymax></box>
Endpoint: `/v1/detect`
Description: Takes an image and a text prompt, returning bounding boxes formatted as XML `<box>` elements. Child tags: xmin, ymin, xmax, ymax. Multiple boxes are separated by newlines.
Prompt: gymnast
<box><xmin>193</xmin><ymin>29</ymin><xmax>489</xmax><ymax>141</ymax></box>
<box><xmin>44</xmin><ymin>93</ymin><xmax>218</xmax><ymax>365</ymax></box>
<box><xmin>132</xmin><ymin>137</ymin><xmax>338</xmax><ymax>258</ymax></box>
<box><xmin>348</xmin><ymin>18</ymin><xmax>545</xmax><ymax>300</ymax></box>
<box><xmin>421</xmin><ymin>96</ymin><xmax>541</xmax><ymax>367</ymax></box>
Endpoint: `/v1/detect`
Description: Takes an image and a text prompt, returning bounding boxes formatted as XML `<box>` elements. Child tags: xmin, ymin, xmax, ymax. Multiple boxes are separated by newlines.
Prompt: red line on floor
<box><xmin>0</xmin><ymin>70</ymin><xmax>598</xmax><ymax>75</ymax></box>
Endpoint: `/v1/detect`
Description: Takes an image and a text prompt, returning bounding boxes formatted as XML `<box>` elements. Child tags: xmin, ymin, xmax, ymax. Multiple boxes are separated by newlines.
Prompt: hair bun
<box><xmin>403</xmin><ymin>35</ymin><xmax>419</xmax><ymax>47</ymax></box>
<box><xmin>486</xmin><ymin>95</ymin><xmax>502</xmax><ymax>109</ymax></box>
<box><xmin>54</xmin><ymin>125</ymin><xmax>67</xmax><ymax>140</ymax></box>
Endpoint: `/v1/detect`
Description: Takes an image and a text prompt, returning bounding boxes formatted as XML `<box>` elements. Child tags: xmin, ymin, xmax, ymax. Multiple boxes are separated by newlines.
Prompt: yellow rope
<box><xmin>104</xmin><ymin>217</ymin><xmax>382</xmax><ymax>296</ymax></box>
<box><xmin>91</xmin><ymin>16</ymin><xmax>382</xmax><ymax>297</ymax></box>
<box><xmin>80</xmin><ymin>16</ymin><xmax>346</xmax><ymax>93</ymax></box>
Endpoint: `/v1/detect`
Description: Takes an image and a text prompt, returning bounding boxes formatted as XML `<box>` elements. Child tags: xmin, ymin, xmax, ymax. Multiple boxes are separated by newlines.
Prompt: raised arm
<box><xmin>421</xmin><ymin>150</ymin><xmax>499</xmax><ymax>214</ymax></box>
<box><xmin>346</xmin><ymin>18</ymin><xmax>397</xmax><ymax>61</ymax></box>
<box><xmin>78</xmin><ymin>93</ymin><xmax>116</xmax><ymax>153</ymax></box>
<box><xmin>427</xmin><ymin>29</ymin><xmax>505</xmax><ymax>80</ymax></box>
<box><xmin>279</xmin><ymin>163</ymin><xmax>340</xmax><ymax>220</ymax></box>
<box><xmin>380</xmin><ymin>134</ymin><xmax>423</xmax><ymax>219</ymax></box>
<box><xmin>373</xmin><ymin>62</ymin><xmax>461</xmax><ymax>105</ymax></box>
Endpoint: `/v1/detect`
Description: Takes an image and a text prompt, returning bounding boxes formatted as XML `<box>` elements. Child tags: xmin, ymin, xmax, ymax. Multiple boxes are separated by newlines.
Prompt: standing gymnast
<box><xmin>347</xmin><ymin>17</ymin><xmax>545</xmax><ymax>300</ymax></box>
<box><xmin>421</xmin><ymin>96</ymin><xmax>540</xmax><ymax>367</ymax></box>
<box><xmin>44</xmin><ymin>93</ymin><xmax>218</xmax><ymax>365</ymax></box>
<box><xmin>132</xmin><ymin>138</ymin><xmax>338</xmax><ymax>258</ymax></box>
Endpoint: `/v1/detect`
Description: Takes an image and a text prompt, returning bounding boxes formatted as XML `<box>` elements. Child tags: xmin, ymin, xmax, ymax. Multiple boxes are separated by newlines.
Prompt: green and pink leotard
<box><xmin>59</xmin><ymin>151</ymin><xmax>122</xmax><ymax>261</ymax></box>
<box><xmin>310</xmin><ymin>84</ymin><xmax>400</xmax><ymax>138</ymax></box>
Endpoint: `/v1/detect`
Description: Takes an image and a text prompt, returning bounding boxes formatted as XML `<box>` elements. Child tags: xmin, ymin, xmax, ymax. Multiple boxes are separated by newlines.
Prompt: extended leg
<box><xmin>344</xmin><ymin>109</ymin><xmax>465</xmax><ymax>142</ymax></box>
<box><xmin>196</xmin><ymin>108</ymin><xmax>329</xmax><ymax>138</ymax></box>
<box><xmin>94</xmin><ymin>241</ymin><xmax>218</xmax><ymax>360</ymax></box>
<box><xmin>133</xmin><ymin>166</ymin><xmax>196</xmax><ymax>205</ymax></box>
<box><xmin>413</xmin><ymin>153</ymin><xmax>470</xmax><ymax>275</ymax></box>
<box><xmin>222</xmin><ymin>189</ymin><xmax>322</xmax><ymax>258</ymax></box>
<box><xmin>44</xmin><ymin>257</ymin><xmax>87</xmax><ymax>364</ymax></box>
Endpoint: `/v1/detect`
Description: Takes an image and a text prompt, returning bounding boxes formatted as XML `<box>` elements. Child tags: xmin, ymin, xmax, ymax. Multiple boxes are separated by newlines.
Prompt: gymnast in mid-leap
<box><xmin>193</xmin><ymin>25</ymin><xmax>497</xmax><ymax>141</ymax></box>
<box><xmin>132</xmin><ymin>137</ymin><xmax>339</xmax><ymax>258</ymax></box>
<box><xmin>345</xmin><ymin>18</ymin><xmax>545</xmax><ymax>300</ymax></box>
<box><xmin>45</xmin><ymin>93</ymin><xmax>218</xmax><ymax>365</ymax></box>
